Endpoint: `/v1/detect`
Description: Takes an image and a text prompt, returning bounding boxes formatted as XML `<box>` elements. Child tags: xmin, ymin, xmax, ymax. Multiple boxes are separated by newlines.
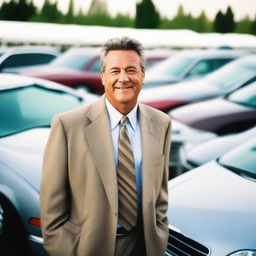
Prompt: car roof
<box><xmin>170</xmin><ymin>49</ymin><xmax>247</xmax><ymax>59</ymax></box>
<box><xmin>64</xmin><ymin>47</ymin><xmax>101</xmax><ymax>56</ymax></box>
<box><xmin>0</xmin><ymin>45</ymin><xmax>61</xmax><ymax>56</ymax></box>
<box><xmin>0</xmin><ymin>73</ymin><xmax>82</xmax><ymax>97</ymax></box>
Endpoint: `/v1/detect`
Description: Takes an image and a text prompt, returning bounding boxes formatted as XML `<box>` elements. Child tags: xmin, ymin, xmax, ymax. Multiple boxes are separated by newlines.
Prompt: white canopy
<box><xmin>1</xmin><ymin>20</ymin><xmax>256</xmax><ymax>49</ymax></box>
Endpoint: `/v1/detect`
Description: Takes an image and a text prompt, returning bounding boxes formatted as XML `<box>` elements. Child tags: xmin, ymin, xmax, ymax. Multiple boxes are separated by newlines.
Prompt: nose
<box><xmin>118</xmin><ymin>70</ymin><xmax>129</xmax><ymax>83</ymax></box>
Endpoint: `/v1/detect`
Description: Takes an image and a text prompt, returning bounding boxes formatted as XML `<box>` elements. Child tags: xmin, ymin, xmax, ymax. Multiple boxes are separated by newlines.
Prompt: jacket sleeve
<box><xmin>40</xmin><ymin>115</ymin><xmax>71</xmax><ymax>255</ymax></box>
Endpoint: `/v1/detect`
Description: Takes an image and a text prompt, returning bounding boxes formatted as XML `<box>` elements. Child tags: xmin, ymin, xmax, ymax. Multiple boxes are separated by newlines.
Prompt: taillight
<box><xmin>29</xmin><ymin>217</ymin><xmax>41</xmax><ymax>227</ymax></box>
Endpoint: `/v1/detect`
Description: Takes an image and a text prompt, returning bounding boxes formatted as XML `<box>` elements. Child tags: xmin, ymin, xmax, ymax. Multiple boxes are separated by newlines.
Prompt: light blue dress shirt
<box><xmin>105</xmin><ymin>99</ymin><xmax>142</xmax><ymax>221</ymax></box>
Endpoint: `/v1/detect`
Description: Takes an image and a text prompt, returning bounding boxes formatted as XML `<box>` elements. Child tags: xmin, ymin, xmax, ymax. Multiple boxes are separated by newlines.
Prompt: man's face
<box><xmin>101</xmin><ymin>50</ymin><xmax>145</xmax><ymax>113</ymax></box>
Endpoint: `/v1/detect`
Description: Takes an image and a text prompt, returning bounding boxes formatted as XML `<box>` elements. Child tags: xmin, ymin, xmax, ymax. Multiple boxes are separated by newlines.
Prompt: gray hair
<box><xmin>100</xmin><ymin>37</ymin><xmax>145</xmax><ymax>72</ymax></box>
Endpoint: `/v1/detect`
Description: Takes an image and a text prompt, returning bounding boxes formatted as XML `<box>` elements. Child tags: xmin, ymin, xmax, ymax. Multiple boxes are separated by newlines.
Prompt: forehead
<box><xmin>104</xmin><ymin>50</ymin><xmax>141</xmax><ymax>69</ymax></box>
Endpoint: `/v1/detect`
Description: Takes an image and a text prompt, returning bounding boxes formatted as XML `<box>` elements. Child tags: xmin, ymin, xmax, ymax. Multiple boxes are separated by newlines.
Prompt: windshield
<box><xmin>218</xmin><ymin>140</ymin><xmax>256</xmax><ymax>180</ymax></box>
<box><xmin>0</xmin><ymin>85</ymin><xmax>82</xmax><ymax>137</ymax></box>
<box><xmin>228</xmin><ymin>83</ymin><xmax>256</xmax><ymax>107</ymax></box>
<box><xmin>147</xmin><ymin>55</ymin><xmax>194</xmax><ymax>78</ymax></box>
<box><xmin>205</xmin><ymin>61</ymin><xmax>256</xmax><ymax>90</ymax></box>
<box><xmin>51</xmin><ymin>50</ymin><xmax>94</xmax><ymax>70</ymax></box>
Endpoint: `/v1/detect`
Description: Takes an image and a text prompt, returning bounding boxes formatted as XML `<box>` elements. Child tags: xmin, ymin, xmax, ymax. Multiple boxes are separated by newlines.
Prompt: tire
<box><xmin>0</xmin><ymin>195</ymin><xmax>33</xmax><ymax>256</ymax></box>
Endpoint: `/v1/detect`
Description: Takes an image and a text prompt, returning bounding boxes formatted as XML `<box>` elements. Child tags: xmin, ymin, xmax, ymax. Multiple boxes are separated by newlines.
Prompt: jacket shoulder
<box><xmin>139</xmin><ymin>103</ymin><xmax>171</xmax><ymax>126</ymax></box>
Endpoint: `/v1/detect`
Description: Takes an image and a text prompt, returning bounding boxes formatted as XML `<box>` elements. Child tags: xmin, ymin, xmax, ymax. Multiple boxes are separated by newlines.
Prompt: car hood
<box><xmin>170</xmin><ymin>98</ymin><xmax>255</xmax><ymax>131</ymax></box>
<box><xmin>0</xmin><ymin>128</ymin><xmax>50</xmax><ymax>192</ymax></box>
<box><xmin>186</xmin><ymin>126</ymin><xmax>256</xmax><ymax>166</ymax></box>
<box><xmin>168</xmin><ymin>161</ymin><xmax>256</xmax><ymax>255</ymax></box>
<box><xmin>139</xmin><ymin>80</ymin><xmax>219</xmax><ymax>102</ymax></box>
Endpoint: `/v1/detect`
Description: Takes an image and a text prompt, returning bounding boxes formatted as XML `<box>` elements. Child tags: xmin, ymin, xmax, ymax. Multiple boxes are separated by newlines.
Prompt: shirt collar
<box><xmin>105</xmin><ymin>98</ymin><xmax>138</xmax><ymax>131</ymax></box>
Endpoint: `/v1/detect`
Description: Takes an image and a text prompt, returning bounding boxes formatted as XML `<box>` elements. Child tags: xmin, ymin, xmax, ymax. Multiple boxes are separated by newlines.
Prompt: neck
<box><xmin>106</xmin><ymin>98</ymin><xmax>137</xmax><ymax>115</ymax></box>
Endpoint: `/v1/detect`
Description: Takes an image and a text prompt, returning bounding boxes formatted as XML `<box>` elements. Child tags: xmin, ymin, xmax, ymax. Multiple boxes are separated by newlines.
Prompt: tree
<box><xmin>250</xmin><ymin>15</ymin><xmax>256</xmax><ymax>35</ymax></box>
<box><xmin>225</xmin><ymin>6</ymin><xmax>235</xmax><ymax>32</ymax></box>
<box><xmin>135</xmin><ymin>0</ymin><xmax>160</xmax><ymax>28</ymax></box>
<box><xmin>65</xmin><ymin>0</ymin><xmax>75</xmax><ymax>23</ymax></box>
<box><xmin>214</xmin><ymin>10</ymin><xmax>225</xmax><ymax>33</ymax></box>
<box><xmin>39</xmin><ymin>0</ymin><xmax>62</xmax><ymax>23</ymax></box>
<box><xmin>214</xmin><ymin>7</ymin><xmax>235</xmax><ymax>33</ymax></box>
<box><xmin>0</xmin><ymin>0</ymin><xmax>36</xmax><ymax>21</ymax></box>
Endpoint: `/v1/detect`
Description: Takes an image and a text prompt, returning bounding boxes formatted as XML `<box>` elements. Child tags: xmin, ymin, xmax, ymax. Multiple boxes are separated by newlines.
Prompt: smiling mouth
<box><xmin>115</xmin><ymin>86</ymin><xmax>133</xmax><ymax>90</ymax></box>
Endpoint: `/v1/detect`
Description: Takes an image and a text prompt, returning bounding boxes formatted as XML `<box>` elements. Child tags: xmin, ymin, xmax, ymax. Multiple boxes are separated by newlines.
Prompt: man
<box><xmin>40</xmin><ymin>37</ymin><xmax>171</xmax><ymax>256</ymax></box>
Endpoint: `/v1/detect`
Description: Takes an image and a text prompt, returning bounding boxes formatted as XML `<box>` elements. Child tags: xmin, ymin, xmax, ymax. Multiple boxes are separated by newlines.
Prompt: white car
<box><xmin>0</xmin><ymin>46</ymin><xmax>61</xmax><ymax>73</ymax></box>
<box><xmin>184</xmin><ymin>126</ymin><xmax>256</xmax><ymax>170</ymax></box>
<box><xmin>0</xmin><ymin>74</ymin><xmax>98</xmax><ymax>255</ymax></box>
<box><xmin>167</xmin><ymin>139</ymin><xmax>256</xmax><ymax>256</ymax></box>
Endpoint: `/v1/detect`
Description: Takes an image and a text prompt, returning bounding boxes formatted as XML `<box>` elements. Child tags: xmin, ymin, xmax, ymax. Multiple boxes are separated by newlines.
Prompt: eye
<box><xmin>110</xmin><ymin>69</ymin><xmax>119</xmax><ymax>75</ymax></box>
<box><xmin>126</xmin><ymin>68</ymin><xmax>137</xmax><ymax>74</ymax></box>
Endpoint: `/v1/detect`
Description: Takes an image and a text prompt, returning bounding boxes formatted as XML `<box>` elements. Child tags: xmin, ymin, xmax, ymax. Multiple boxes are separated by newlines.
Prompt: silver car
<box><xmin>144</xmin><ymin>49</ymin><xmax>247</xmax><ymax>88</ymax></box>
<box><xmin>167</xmin><ymin>139</ymin><xmax>256</xmax><ymax>256</ymax></box>
<box><xmin>0</xmin><ymin>46</ymin><xmax>61</xmax><ymax>73</ymax></box>
<box><xmin>0</xmin><ymin>74</ymin><xmax>98</xmax><ymax>255</ymax></box>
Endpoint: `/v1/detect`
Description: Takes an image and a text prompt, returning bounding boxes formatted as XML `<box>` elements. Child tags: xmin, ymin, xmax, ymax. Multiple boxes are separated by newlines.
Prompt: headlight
<box><xmin>228</xmin><ymin>250</ymin><xmax>256</xmax><ymax>256</ymax></box>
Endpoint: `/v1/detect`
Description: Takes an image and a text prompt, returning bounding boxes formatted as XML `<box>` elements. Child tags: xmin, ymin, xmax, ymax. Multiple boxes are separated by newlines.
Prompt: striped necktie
<box><xmin>117</xmin><ymin>115</ymin><xmax>137</xmax><ymax>231</ymax></box>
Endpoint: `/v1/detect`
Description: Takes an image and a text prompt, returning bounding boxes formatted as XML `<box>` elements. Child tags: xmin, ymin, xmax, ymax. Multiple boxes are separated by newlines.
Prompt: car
<box><xmin>144</xmin><ymin>48</ymin><xmax>175</xmax><ymax>69</ymax></box>
<box><xmin>16</xmin><ymin>47</ymin><xmax>104</xmax><ymax>94</ymax></box>
<box><xmin>169</xmin><ymin>82</ymin><xmax>256</xmax><ymax>134</ymax></box>
<box><xmin>0</xmin><ymin>73</ymin><xmax>98</xmax><ymax>256</ymax></box>
<box><xmin>183</xmin><ymin>126</ymin><xmax>256</xmax><ymax>171</ymax></box>
<box><xmin>0</xmin><ymin>46</ymin><xmax>61</xmax><ymax>73</ymax></box>
<box><xmin>143</xmin><ymin>49</ymin><xmax>247</xmax><ymax>88</ymax></box>
<box><xmin>168</xmin><ymin>82</ymin><xmax>256</xmax><ymax>176</ymax></box>
<box><xmin>167</xmin><ymin>139</ymin><xmax>256</xmax><ymax>256</ymax></box>
<box><xmin>18</xmin><ymin>47</ymin><xmax>170</xmax><ymax>95</ymax></box>
<box><xmin>140</xmin><ymin>54</ymin><xmax>256</xmax><ymax>112</ymax></box>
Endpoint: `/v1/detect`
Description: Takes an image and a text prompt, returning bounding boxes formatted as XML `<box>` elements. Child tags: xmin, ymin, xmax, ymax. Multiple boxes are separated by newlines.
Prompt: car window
<box><xmin>228</xmin><ymin>83</ymin><xmax>256</xmax><ymax>107</ymax></box>
<box><xmin>91</xmin><ymin>57</ymin><xmax>101</xmax><ymax>72</ymax></box>
<box><xmin>218</xmin><ymin>140</ymin><xmax>256</xmax><ymax>179</ymax></box>
<box><xmin>1</xmin><ymin>53</ymin><xmax>56</xmax><ymax>68</ymax></box>
<box><xmin>185</xmin><ymin>58</ymin><xmax>234</xmax><ymax>78</ymax></box>
<box><xmin>52</xmin><ymin>51</ymin><xmax>94</xmax><ymax>70</ymax></box>
<box><xmin>206</xmin><ymin>62</ymin><xmax>256</xmax><ymax>89</ymax></box>
<box><xmin>0</xmin><ymin>85</ymin><xmax>82</xmax><ymax>137</ymax></box>
<box><xmin>147</xmin><ymin>55</ymin><xmax>194</xmax><ymax>78</ymax></box>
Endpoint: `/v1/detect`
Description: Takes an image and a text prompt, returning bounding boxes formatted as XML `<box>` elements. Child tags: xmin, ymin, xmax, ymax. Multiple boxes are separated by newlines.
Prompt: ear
<box><xmin>141</xmin><ymin>71</ymin><xmax>145</xmax><ymax>85</ymax></box>
<box><xmin>100</xmin><ymin>71</ymin><xmax>105</xmax><ymax>86</ymax></box>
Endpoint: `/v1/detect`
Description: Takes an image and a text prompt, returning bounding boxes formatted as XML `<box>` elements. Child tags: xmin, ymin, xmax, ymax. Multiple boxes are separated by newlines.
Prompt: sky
<box><xmin>2</xmin><ymin>0</ymin><xmax>256</xmax><ymax>21</ymax></box>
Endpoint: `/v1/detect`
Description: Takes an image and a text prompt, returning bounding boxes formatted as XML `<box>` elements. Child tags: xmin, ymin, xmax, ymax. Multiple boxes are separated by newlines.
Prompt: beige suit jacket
<box><xmin>40</xmin><ymin>96</ymin><xmax>171</xmax><ymax>256</ymax></box>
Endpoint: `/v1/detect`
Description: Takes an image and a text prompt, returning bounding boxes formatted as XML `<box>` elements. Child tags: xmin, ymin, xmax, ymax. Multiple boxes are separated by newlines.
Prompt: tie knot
<box><xmin>120</xmin><ymin>116</ymin><xmax>127</xmax><ymax>127</ymax></box>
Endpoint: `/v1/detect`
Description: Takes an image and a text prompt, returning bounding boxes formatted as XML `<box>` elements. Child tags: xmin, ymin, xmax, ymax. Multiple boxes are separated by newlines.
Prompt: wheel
<box><xmin>0</xmin><ymin>195</ymin><xmax>34</xmax><ymax>256</ymax></box>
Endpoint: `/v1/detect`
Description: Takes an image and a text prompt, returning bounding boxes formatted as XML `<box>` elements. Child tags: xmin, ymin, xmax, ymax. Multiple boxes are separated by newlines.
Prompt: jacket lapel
<box><xmin>83</xmin><ymin>97</ymin><xmax>118</xmax><ymax>215</ymax></box>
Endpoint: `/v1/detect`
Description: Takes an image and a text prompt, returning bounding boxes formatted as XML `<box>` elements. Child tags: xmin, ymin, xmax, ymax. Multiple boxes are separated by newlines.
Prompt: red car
<box><xmin>19</xmin><ymin>47</ymin><xmax>104</xmax><ymax>94</ymax></box>
<box><xmin>19</xmin><ymin>48</ymin><xmax>170</xmax><ymax>95</ymax></box>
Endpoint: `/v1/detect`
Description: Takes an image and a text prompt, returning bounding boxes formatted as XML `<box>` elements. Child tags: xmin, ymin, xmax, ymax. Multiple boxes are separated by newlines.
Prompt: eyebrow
<box><xmin>109</xmin><ymin>65</ymin><xmax>138</xmax><ymax>70</ymax></box>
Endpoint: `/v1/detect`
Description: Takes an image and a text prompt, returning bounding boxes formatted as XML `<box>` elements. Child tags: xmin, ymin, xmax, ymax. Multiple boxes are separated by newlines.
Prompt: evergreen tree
<box><xmin>0</xmin><ymin>0</ymin><xmax>36</xmax><ymax>21</ymax></box>
<box><xmin>214</xmin><ymin>7</ymin><xmax>235</xmax><ymax>33</ymax></box>
<box><xmin>65</xmin><ymin>0</ymin><xmax>75</xmax><ymax>23</ymax></box>
<box><xmin>250</xmin><ymin>15</ymin><xmax>256</xmax><ymax>35</ymax></box>
<box><xmin>39</xmin><ymin>0</ymin><xmax>62</xmax><ymax>23</ymax></box>
<box><xmin>225</xmin><ymin>6</ymin><xmax>235</xmax><ymax>32</ymax></box>
<box><xmin>214</xmin><ymin>10</ymin><xmax>225</xmax><ymax>33</ymax></box>
<box><xmin>135</xmin><ymin>0</ymin><xmax>160</xmax><ymax>28</ymax></box>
